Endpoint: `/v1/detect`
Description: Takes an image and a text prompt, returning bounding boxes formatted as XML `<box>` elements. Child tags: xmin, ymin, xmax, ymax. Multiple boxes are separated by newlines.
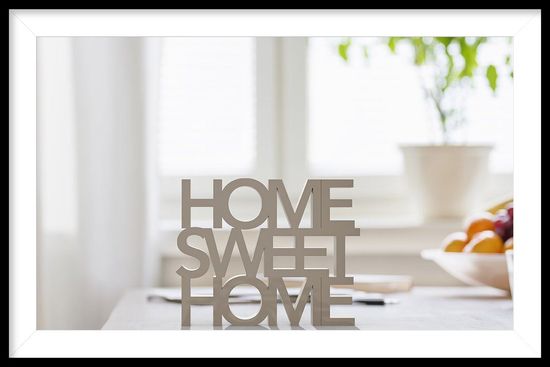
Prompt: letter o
<box><xmin>219</xmin><ymin>275</ymin><xmax>270</xmax><ymax>326</ymax></box>
<box><xmin>220</xmin><ymin>178</ymin><xmax>269</xmax><ymax>229</ymax></box>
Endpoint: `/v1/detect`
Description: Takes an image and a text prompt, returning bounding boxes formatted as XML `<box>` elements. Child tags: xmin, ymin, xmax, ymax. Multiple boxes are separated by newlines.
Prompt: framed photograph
<box><xmin>9</xmin><ymin>9</ymin><xmax>540</xmax><ymax>357</ymax></box>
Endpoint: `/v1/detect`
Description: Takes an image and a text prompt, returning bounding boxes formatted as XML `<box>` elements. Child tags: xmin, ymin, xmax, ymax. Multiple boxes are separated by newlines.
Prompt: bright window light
<box><xmin>307</xmin><ymin>37</ymin><xmax>513</xmax><ymax>176</ymax></box>
<box><xmin>158</xmin><ymin>38</ymin><xmax>256</xmax><ymax>176</ymax></box>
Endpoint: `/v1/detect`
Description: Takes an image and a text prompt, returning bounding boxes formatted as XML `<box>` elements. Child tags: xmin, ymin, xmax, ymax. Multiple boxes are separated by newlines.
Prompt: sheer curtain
<box><xmin>37</xmin><ymin>37</ymin><xmax>159</xmax><ymax>329</ymax></box>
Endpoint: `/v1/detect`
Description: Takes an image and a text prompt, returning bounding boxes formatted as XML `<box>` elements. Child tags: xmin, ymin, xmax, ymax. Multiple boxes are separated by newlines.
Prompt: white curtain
<box><xmin>37</xmin><ymin>37</ymin><xmax>159</xmax><ymax>329</ymax></box>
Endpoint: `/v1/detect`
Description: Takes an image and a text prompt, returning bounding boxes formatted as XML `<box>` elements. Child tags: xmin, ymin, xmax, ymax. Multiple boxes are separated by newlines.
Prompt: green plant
<box><xmin>338</xmin><ymin>37</ymin><xmax>513</xmax><ymax>143</ymax></box>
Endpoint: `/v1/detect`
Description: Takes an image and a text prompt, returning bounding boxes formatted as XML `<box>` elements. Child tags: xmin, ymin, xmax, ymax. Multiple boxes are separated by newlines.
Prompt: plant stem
<box><xmin>424</xmin><ymin>86</ymin><xmax>449</xmax><ymax>144</ymax></box>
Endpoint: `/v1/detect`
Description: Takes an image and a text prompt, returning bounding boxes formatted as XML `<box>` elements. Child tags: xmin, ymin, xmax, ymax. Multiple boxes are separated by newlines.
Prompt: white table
<box><xmin>102</xmin><ymin>286</ymin><xmax>512</xmax><ymax>330</ymax></box>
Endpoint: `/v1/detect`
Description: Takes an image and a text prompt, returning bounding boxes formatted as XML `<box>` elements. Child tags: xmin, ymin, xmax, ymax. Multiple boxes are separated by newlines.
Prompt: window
<box><xmin>158</xmin><ymin>38</ymin><xmax>257</xmax><ymax>177</ymax></box>
<box><xmin>307</xmin><ymin>37</ymin><xmax>513</xmax><ymax>176</ymax></box>
<box><xmin>156</xmin><ymin>37</ymin><xmax>513</xmax><ymax>222</ymax></box>
<box><xmin>156</xmin><ymin>38</ymin><xmax>278</xmax><ymax>221</ymax></box>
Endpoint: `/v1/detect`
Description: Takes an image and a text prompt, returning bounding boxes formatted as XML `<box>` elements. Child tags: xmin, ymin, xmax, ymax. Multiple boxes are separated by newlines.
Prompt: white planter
<box><xmin>400</xmin><ymin>145</ymin><xmax>493</xmax><ymax>219</ymax></box>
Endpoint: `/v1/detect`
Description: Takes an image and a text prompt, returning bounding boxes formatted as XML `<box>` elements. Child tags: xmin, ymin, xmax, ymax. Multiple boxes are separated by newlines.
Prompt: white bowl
<box><xmin>505</xmin><ymin>250</ymin><xmax>514</xmax><ymax>296</ymax></box>
<box><xmin>421</xmin><ymin>249</ymin><xmax>510</xmax><ymax>291</ymax></box>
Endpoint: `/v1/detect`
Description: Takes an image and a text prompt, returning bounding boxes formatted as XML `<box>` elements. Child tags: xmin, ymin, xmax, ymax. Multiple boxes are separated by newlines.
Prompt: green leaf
<box><xmin>338</xmin><ymin>39</ymin><xmax>351</xmax><ymax>62</ymax></box>
<box><xmin>362</xmin><ymin>45</ymin><xmax>369</xmax><ymax>59</ymax></box>
<box><xmin>459</xmin><ymin>38</ymin><xmax>480</xmax><ymax>78</ymax></box>
<box><xmin>443</xmin><ymin>49</ymin><xmax>456</xmax><ymax>91</ymax></box>
<box><xmin>435</xmin><ymin>37</ymin><xmax>453</xmax><ymax>47</ymax></box>
<box><xmin>388</xmin><ymin>37</ymin><xmax>399</xmax><ymax>53</ymax></box>
<box><xmin>414</xmin><ymin>38</ymin><xmax>427</xmax><ymax>65</ymax></box>
<box><xmin>486</xmin><ymin>64</ymin><xmax>498</xmax><ymax>92</ymax></box>
<box><xmin>412</xmin><ymin>37</ymin><xmax>426</xmax><ymax>65</ymax></box>
<box><xmin>505</xmin><ymin>54</ymin><xmax>511</xmax><ymax>65</ymax></box>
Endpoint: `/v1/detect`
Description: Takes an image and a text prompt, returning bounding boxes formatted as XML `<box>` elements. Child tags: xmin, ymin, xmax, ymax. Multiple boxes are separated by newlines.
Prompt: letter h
<box><xmin>181</xmin><ymin>179</ymin><xmax>223</xmax><ymax>228</ymax></box>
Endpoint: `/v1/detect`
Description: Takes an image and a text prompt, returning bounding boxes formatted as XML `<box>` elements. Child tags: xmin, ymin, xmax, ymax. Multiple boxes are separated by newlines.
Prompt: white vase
<box><xmin>400</xmin><ymin>145</ymin><xmax>493</xmax><ymax>219</ymax></box>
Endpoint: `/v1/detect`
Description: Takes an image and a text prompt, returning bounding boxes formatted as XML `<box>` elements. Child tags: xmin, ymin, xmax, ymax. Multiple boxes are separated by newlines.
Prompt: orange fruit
<box><xmin>465</xmin><ymin>212</ymin><xmax>495</xmax><ymax>241</ymax></box>
<box><xmin>441</xmin><ymin>231</ymin><xmax>468</xmax><ymax>252</ymax></box>
<box><xmin>464</xmin><ymin>230</ymin><xmax>504</xmax><ymax>253</ymax></box>
<box><xmin>504</xmin><ymin>237</ymin><xmax>514</xmax><ymax>251</ymax></box>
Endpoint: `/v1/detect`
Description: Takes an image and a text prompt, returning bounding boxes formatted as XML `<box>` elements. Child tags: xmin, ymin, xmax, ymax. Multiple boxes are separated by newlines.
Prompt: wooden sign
<box><xmin>177</xmin><ymin>179</ymin><xmax>360</xmax><ymax>327</ymax></box>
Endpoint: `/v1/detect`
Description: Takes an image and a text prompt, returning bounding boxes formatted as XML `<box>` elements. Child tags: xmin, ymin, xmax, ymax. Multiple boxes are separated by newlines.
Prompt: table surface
<box><xmin>102</xmin><ymin>286</ymin><xmax>512</xmax><ymax>330</ymax></box>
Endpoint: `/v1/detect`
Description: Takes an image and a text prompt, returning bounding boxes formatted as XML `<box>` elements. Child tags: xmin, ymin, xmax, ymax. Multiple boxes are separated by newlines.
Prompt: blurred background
<box><xmin>37</xmin><ymin>37</ymin><xmax>513</xmax><ymax>329</ymax></box>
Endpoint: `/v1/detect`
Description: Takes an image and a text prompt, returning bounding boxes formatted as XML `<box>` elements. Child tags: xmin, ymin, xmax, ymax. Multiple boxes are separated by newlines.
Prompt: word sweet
<box><xmin>177</xmin><ymin>179</ymin><xmax>359</xmax><ymax>327</ymax></box>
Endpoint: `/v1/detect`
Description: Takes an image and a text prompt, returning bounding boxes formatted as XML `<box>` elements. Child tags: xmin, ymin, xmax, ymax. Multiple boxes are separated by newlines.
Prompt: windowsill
<box><xmin>158</xmin><ymin>216</ymin><xmax>462</xmax><ymax>257</ymax></box>
<box><xmin>157</xmin><ymin>172</ymin><xmax>511</xmax><ymax>258</ymax></box>
<box><xmin>157</xmin><ymin>175</ymin><xmax>511</xmax><ymax>257</ymax></box>
<box><xmin>160</xmin><ymin>216</ymin><xmax>459</xmax><ymax>231</ymax></box>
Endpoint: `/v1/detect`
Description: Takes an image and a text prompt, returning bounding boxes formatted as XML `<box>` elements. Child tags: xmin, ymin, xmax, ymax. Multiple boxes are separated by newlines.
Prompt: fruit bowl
<box><xmin>421</xmin><ymin>249</ymin><xmax>510</xmax><ymax>291</ymax></box>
